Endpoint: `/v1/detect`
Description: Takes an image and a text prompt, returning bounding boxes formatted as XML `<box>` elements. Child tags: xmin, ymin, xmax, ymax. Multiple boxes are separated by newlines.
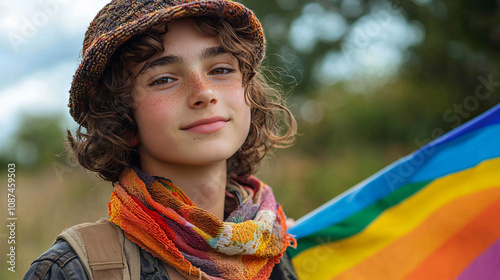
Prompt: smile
<box><xmin>181</xmin><ymin>116</ymin><xmax>229</xmax><ymax>134</ymax></box>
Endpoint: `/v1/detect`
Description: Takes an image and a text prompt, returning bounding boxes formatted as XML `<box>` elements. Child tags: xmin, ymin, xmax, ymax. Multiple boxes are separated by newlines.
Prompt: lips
<box><xmin>181</xmin><ymin>116</ymin><xmax>229</xmax><ymax>133</ymax></box>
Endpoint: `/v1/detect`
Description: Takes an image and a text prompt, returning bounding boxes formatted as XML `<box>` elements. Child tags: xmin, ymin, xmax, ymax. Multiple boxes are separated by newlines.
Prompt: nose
<box><xmin>187</xmin><ymin>72</ymin><xmax>218</xmax><ymax>108</ymax></box>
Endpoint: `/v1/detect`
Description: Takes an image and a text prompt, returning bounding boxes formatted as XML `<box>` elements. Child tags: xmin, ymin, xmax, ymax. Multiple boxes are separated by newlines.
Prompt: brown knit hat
<box><xmin>69</xmin><ymin>0</ymin><xmax>265</xmax><ymax>125</ymax></box>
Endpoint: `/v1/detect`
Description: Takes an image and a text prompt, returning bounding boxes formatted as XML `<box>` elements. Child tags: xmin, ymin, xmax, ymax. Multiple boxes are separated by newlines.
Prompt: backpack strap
<box><xmin>56</xmin><ymin>218</ymin><xmax>140</xmax><ymax>280</ymax></box>
<box><xmin>78</xmin><ymin>219</ymin><xmax>124</xmax><ymax>279</ymax></box>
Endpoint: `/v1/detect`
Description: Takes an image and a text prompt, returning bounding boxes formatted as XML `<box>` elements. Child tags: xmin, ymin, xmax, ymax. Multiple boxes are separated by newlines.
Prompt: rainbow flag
<box><xmin>288</xmin><ymin>103</ymin><xmax>500</xmax><ymax>280</ymax></box>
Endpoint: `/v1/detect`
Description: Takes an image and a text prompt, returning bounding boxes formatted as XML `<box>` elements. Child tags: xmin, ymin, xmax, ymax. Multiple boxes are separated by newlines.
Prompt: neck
<box><xmin>141</xmin><ymin>161</ymin><xmax>227</xmax><ymax>220</ymax></box>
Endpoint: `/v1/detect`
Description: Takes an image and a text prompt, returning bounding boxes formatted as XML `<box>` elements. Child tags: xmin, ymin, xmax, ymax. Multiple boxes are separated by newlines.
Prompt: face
<box><xmin>131</xmin><ymin>18</ymin><xmax>251</xmax><ymax>175</ymax></box>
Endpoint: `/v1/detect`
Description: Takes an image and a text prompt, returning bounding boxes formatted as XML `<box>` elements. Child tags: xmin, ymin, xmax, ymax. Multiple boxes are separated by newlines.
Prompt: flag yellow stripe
<box><xmin>336</xmin><ymin>187</ymin><xmax>500</xmax><ymax>280</ymax></box>
<box><xmin>292</xmin><ymin>157</ymin><xmax>500</xmax><ymax>280</ymax></box>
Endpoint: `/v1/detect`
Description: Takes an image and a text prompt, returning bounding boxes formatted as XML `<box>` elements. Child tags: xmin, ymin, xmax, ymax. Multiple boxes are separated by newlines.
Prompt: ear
<box><xmin>129</xmin><ymin>135</ymin><xmax>139</xmax><ymax>147</ymax></box>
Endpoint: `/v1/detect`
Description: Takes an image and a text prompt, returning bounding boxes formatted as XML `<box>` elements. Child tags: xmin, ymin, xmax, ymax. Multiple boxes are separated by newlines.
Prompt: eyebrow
<box><xmin>138</xmin><ymin>55</ymin><xmax>182</xmax><ymax>75</ymax></box>
<box><xmin>138</xmin><ymin>46</ymin><xmax>229</xmax><ymax>75</ymax></box>
<box><xmin>201</xmin><ymin>46</ymin><xmax>228</xmax><ymax>60</ymax></box>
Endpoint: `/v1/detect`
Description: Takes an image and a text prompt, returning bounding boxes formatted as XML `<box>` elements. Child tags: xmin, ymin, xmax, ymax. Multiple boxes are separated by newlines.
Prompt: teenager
<box><xmin>24</xmin><ymin>0</ymin><xmax>297</xmax><ymax>279</ymax></box>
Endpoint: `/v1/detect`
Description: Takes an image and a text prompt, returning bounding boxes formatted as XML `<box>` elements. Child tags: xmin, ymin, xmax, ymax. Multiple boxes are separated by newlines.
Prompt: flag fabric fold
<box><xmin>288</xmin><ymin>103</ymin><xmax>500</xmax><ymax>280</ymax></box>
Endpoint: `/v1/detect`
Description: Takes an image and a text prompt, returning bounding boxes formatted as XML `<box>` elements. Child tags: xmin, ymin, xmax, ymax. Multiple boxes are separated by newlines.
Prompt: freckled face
<box><xmin>131</xmin><ymin>18</ymin><xmax>251</xmax><ymax>173</ymax></box>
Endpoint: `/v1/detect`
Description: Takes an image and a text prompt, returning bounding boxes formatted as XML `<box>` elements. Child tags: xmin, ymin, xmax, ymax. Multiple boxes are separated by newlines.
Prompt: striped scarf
<box><xmin>108</xmin><ymin>167</ymin><xmax>295</xmax><ymax>279</ymax></box>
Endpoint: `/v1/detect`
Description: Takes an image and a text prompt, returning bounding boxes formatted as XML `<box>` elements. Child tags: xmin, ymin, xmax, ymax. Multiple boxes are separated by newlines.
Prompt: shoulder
<box><xmin>24</xmin><ymin>234</ymin><xmax>171</xmax><ymax>280</ymax></box>
<box><xmin>23</xmin><ymin>240</ymin><xmax>89</xmax><ymax>280</ymax></box>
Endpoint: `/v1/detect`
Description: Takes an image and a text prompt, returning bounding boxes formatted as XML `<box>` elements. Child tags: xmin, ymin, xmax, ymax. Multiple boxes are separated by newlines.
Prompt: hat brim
<box><xmin>69</xmin><ymin>0</ymin><xmax>264</xmax><ymax>124</ymax></box>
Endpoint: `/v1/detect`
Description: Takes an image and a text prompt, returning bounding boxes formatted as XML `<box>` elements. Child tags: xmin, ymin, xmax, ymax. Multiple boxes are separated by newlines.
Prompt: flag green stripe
<box><xmin>289</xmin><ymin>180</ymin><xmax>432</xmax><ymax>258</ymax></box>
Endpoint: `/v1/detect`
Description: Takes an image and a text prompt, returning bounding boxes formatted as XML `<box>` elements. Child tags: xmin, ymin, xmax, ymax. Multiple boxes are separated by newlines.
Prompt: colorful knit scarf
<box><xmin>108</xmin><ymin>167</ymin><xmax>295</xmax><ymax>280</ymax></box>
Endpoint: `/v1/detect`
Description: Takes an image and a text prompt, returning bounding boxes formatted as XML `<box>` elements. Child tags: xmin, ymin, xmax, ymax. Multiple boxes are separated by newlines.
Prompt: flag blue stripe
<box><xmin>402</xmin><ymin>124</ymin><xmax>500</xmax><ymax>183</ymax></box>
<box><xmin>289</xmin><ymin>105</ymin><xmax>500</xmax><ymax>239</ymax></box>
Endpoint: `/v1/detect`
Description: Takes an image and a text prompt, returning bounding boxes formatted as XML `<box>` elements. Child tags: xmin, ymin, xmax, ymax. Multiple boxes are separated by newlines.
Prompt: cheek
<box><xmin>135</xmin><ymin>93</ymin><xmax>181</xmax><ymax>123</ymax></box>
<box><xmin>148</xmin><ymin>94</ymin><xmax>178</xmax><ymax>112</ymax></box>
<box><xmin>230</xmin><ymin>87</ymin><xmax>252</xmax><ymax>131</ymax></box>
<box><xmin>221</xmin><ymin>83</ymin><xmax>248</xmax><ymax>106</ymax></box>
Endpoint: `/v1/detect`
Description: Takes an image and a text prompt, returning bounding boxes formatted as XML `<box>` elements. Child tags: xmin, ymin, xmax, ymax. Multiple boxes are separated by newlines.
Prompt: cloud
<box><xmin>0</xmin><ymin>0</ymin><xmax>108</xmax><ymax>149</ymax></box>
<box><xmin>0</xmin><ymin>62</ymin><xmax>78</xmax><ymax>148</ymax></box>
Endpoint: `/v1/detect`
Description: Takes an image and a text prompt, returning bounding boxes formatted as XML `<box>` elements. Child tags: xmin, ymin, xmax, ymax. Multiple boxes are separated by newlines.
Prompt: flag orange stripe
<box><xmin>403</xmin><ymin>193</ymin><xmax>500</xmax><ymax>280</ymax></box>
<box><xmin>333</xmin><ymin>187</ymin><xmax>500</xmax><ymax>280</ymax></box>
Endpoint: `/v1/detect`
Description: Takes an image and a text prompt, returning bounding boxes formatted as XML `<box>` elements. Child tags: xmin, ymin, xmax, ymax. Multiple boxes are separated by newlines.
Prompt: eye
<box><xmin>151</xmin><ymin>76</ymin><xmax>175</xmax><ymax>86</ymax></box>
<box><xmin>209</xmin><ymin>67</ymin><xmax>235</xmax><ymax>75</ymax></box>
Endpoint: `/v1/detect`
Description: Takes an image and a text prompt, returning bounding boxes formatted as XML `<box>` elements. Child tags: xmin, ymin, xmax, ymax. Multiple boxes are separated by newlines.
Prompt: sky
<box><xmin>0</xmin><ymin>0</ymin><xmax>109</xmax><ymax>150</ymax></box>
<box><xmin>0</xmin><ymin>0</ymin><xmax>422</xmax><ymax>151</ymax></box>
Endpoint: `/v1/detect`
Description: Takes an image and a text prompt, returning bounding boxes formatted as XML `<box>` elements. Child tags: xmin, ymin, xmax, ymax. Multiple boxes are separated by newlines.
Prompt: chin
<box><xmin>187</xmin><ymin>151</ymin><xmax>236</xmax><ymax>166</ymax></box>
<box><xmin>188</xmin><ymin>141</ymin><xmax>243</xmax><ymax>163</ymax></box>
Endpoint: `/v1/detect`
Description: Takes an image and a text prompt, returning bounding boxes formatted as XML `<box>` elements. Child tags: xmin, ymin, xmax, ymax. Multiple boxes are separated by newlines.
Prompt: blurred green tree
<box><xmin>0</xmin><ymin>114</ymin><xmax>66</xmax><ymax>170</ymax></box>
<box><xmin>240</xmin><ymin>0</ymin><xmax>499</xmax><ymax>147</ymax></box>
<box><xmin>243</xmin><ymin>0</ymin><xmax>499</xmax><ymax>102</ymax></box>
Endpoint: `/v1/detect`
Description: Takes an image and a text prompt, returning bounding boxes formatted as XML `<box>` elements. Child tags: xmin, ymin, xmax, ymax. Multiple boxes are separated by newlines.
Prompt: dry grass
<box><xmin>1</xmin><ymin>165</ymin><xmax>112</xmax><ymax>279</ymax></box>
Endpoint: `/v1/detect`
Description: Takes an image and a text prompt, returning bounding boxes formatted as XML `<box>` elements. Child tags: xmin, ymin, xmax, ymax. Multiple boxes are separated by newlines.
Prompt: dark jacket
<box><xmin>24</xmin><ymin>239</ymin><xmax>298</xmax><ymax>279</ymax></box>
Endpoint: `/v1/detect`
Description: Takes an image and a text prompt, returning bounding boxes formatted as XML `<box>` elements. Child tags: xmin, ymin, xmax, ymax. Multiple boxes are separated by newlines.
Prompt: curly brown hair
<box><xmin>68</xmin><ymin>16</ymin><xmax>296</xmax><ymax>183</ymax></box>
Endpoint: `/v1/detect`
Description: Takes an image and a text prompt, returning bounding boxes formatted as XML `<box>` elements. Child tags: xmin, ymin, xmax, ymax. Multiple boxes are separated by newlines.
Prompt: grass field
<box><xmin>1</xmin><ymin>165</ymin><xmax>110</xmax><ymax>279</ymax></box>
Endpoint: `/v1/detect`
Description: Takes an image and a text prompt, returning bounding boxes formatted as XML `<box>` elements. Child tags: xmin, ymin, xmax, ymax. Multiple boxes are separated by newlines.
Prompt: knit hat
<box><xmin>69</xmin><ymin>0</ymin><xmax>265</xmax><ymax>125</ymax></box>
